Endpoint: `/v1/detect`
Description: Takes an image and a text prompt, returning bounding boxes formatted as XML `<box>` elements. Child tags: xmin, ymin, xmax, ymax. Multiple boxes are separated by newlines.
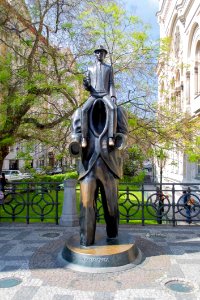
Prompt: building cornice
<box><xmin>156</xmin><ymin>0</ymin><xmax>167</xmax><ymax>17</ymax></box>
<box><xmin>176</xmin><ymin>0</ymin><xmax>195</xmax><ymax>26</ymax></box>
<box><xmin>157</xmin><ymin>0</ymin><xmax>173</xmax><ymax>24</ymax></box>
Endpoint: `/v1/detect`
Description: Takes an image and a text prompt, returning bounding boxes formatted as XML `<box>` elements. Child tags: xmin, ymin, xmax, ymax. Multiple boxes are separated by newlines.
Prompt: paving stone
<box><xmin>13</xmin><ymin>231</ymin><xmax>32</xmax><ymax>240</ymax></box>
<box><xmin>0</xmin><ymin>224</ymin><xmax>200</xmax><ymax>299</ymax></box>
<box><xmin>1</xmin><ymin>265</ymin><xmax>21</xmax><ymax>272</ymax></box>
<box><xmin>12</xmin><ymin>286</ymin><xmax>40</xmax><ymax>300</ymax></box>
<box><xmin>0</xmin><ymin>244</ymin><xmax>15</xmax><ymax>255</ymax></box>
<box><xmin>167</xmin><ymin>263</ymin><xmax>185</xmax><ymax>278</ymax></box>
<box><xmin>1</xmin><ymin>256</ymin><xmax>30</xmax><ymax>261</ymax></box>
<box><xmin>175</xmin><ymin>295</ymin><xmax>197</xmax><ymax>300</ymax></box>
<box><xmin>53</xmin><ymin>295</ymin><xmax>74</xmax><ymax>300</ymax></box>
<box><xmin>93</xmin><ymin>292</ymin><xmax>114</xmax><ymax>300</ymax></box>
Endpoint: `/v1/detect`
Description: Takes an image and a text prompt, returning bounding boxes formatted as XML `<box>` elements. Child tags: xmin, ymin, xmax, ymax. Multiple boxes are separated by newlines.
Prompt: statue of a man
<box><xmin>69</xmin><ymin>46</ymin><xmax>128</xmax><ymax>247</ymax></box>
<box><xmin>81</xmin><ymin>45</ymin><xmax>117</xmax><ymax>148</ymax></box>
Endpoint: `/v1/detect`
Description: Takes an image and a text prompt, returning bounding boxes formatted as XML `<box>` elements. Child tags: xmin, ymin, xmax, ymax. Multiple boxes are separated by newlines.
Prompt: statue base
<box><xmin>61</xmin><ymin>230</ymin><xmax>143</xmax><ymax>273</ymax></box>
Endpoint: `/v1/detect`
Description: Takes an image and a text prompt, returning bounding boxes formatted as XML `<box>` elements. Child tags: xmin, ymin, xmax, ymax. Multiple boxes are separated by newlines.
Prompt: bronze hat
<box><xmin>94</xmin><ymin>45</ymin><xmax>108</xmax><ymax>54</ymax></box>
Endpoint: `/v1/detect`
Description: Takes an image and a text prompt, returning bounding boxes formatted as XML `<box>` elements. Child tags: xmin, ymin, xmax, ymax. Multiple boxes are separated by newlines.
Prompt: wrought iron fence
<box><xmin>0</xmin><ymin>182</ymin><xmax>61</xmax><ymax>224</ymax></box>
<box><xmin>96</xmin><ymin>183</ymin><xmax>200</xmax><ymax>225</ymax></box>
<box><xmin>1</xmin><ymin>181</ymin><xmax>200</xmax><ymax>225</ymax></box>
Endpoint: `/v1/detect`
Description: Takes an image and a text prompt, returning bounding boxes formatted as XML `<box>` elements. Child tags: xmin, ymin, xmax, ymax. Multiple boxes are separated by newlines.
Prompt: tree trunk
<box><xmin>0</xmin><ymin>146</ymin><xmax>9</xmax><ymax>172</ymax></box>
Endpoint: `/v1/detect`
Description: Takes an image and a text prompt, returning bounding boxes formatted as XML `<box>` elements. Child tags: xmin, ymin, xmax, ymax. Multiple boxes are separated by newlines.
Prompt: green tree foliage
<box><xmin>0</xmin><ymin>0</ymin><xmax>84</xmax><ymax>170</ymax></box>
<box><xmin>77</xmin><ymin>0</ymin><xmax>156</xmax><ymax>103</ymax></box>
<box><xmin>1</xmin><ymin>0</ymin><xmax>198</xmax><ymax>176</ymax></box>
<box><xmin>0</xmin><ymin>0</ymin><xmax>157</xmax><ymax>172</ymax></box>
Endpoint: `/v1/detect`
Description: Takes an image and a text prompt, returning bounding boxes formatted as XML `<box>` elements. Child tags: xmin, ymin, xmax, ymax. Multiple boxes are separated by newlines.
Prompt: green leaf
<box><xmin>0</xmin><ymin>69</ymin><xmax>11</xmax><ymax>83</ymax></box>
<box><xmin>61</xmin><ymin>22</ymin><xmax>73</xmax><ymax>30</ymax></box>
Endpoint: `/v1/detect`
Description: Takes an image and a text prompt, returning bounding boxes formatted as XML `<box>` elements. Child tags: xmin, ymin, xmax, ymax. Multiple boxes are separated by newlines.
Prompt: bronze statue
<box><xmin>82</xmin><ymin>45</ymin><xmax>117</xmax><ymax>148</ymax></box>
<box><xmin>69</xmin><ymin>46</ymin><xmax>128</xmax><ymax>246</ymax></box>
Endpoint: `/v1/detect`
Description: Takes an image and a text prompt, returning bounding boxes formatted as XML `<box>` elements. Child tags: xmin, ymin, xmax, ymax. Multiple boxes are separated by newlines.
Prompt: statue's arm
<box><xmin>71</xmin><ymin>108</ymin><xmax>82</xmax><ymax>138</ymax></box>
<box><xmin>117</xmin><ymin>107</ymin><xmax>128</xmax><ymax>135</ymax></box>
<box><xmin>69</xmin><ymin>108</ymin><xmax>82</xmax><ymax>157</ymax></box>
<box><xmin>83</xmin><ymin>69</ymin><xmax>91</xmax><ymax>91</ymax></box>
<box><xmin>115</xmin><ymin>107</ymin><xmax>128</xmax><ymax>150</ymax></box>
<box><xmin>109</xmin><ymin>67</ymin><xmax>116</xmax><ymax>99</ymax></box>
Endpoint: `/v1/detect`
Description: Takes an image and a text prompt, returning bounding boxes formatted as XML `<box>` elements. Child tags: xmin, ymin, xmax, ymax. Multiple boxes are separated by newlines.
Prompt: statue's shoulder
<box><xmin>102</xmin><ymin>62</ymin><xmax>111</xmax><ymax>69</ymax></box>
<box><xmin>72</xmin><ymin>107</ymin><xmax>81</xmax><ymax>119</ymax></box>
<box><xmin>117</xmin><ymin>105</ymin><xmax>126</xmax><ymax>113</ymax></box>
<box><xmin>88</xmin><ymin>64</ymin><xmax>95</xmax><ymax>72</ymax></box>
<box><xmin>117</xmin><ymin>105</ymin><xmax>128</xmax><ymax>119</ymax></box>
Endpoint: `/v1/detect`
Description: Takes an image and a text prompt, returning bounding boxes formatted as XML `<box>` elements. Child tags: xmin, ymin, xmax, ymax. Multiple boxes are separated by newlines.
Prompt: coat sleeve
<box><xmin>117</xmin><ymin>106</ymin><xmax>128</xmax><ymax>135</ymax></box>
<box><xmin>108</xmin><ymin>67</ymin><xmax>116</xmax><ymax>98</ymax></box>
<box><xmin>83</xmin><ymin>68</ymin><xmax>91</xmax><ymax>91</ymax></box>
<box><xmin>71</xmin><ymin>108</ymin><xmax>82</xmax><ymax>142</ymax></box>
<box><xmin>114</xmin><ymin>106</ymin><xmax>128</xmax><ymax>150</ymax></box>
<box><xmin>69</xmin><ymin>108</ymin><xmax>82</xmax><ymax>157</ymax></box>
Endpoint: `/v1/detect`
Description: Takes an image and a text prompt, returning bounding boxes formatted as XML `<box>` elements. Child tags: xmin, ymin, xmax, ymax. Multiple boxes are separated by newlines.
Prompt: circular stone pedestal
<box><xmin>61</xmin><ymin>231</ymin><xmax>143</xmax><ymax>273</ymax></box>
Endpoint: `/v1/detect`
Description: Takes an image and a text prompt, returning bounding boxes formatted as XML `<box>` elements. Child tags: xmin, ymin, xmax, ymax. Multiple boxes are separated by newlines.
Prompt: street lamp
<box><xmin>156</xmin><ymin>149</ymin><xmax>167</xmax><ymax>192</ymax></box>
<box><xmin>156</xmin><ymin>149</ymin><xmax>167</xmax><ymax>224</ymax></box>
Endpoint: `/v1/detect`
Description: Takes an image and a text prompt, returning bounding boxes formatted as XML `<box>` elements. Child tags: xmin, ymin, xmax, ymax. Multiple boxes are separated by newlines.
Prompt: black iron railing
<box><xmin>96</xmin><ymin>183</ymin><xmax>200</xmax><ymax>225</ymax></box>
<box><xmin>1</xmin><ymin>181</ymin><xmax>200</xmax><ymax>225</ymax></box>
<box><xmin>0</xmin><ymin>182</ymin><xmax>61</xmax><ymax>224</ymax></box>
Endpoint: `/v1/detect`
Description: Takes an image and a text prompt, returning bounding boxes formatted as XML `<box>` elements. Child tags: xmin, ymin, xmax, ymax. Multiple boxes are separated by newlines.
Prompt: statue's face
<box><xmin>95</xmin><ymin>50</ymin><xmax>106</xmax><ymax>62</ymax></box>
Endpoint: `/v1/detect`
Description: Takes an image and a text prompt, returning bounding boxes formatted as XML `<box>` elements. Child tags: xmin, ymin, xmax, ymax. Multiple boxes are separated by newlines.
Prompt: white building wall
<box><xmin>157</xmin><ymin>0</ymin><xmax>200</xmax><ymax>184</ymax></box>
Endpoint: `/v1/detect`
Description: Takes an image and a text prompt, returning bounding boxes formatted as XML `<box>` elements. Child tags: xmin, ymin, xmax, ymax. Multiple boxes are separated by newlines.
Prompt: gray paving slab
<box><xmin>0</xmin><ymin>224</ymin><xmax>199</xmax><ymax>299</ymax></box>
<box><xmin>12</xmin><ymin>286</ymin><xmax>40</xmax><ymax>300</ymax></box>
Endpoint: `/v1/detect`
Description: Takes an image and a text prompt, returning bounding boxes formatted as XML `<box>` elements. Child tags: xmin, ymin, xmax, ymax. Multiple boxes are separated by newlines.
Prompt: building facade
<box><xmin>157</xmin><ymin>0</ymin><xmax>200</xmax><ymax>183</ymax></box>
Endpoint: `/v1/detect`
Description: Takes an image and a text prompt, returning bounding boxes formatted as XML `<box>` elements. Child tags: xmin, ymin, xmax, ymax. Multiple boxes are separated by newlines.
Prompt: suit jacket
<box><xmin>85</xmin><ymin>62</ymin><xmax>116</xmax><ymax>98</ymax></box>
<box><xmin>71</xmin><ymin>102</ymin><xmax>128</xmax><ymax>180</ymax></box>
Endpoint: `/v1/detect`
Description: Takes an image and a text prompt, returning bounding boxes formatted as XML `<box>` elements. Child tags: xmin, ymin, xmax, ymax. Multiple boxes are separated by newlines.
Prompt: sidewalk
<box><xmin>0</xmin><ymin>223</ymin><xmax>200</xmax><ymax>299</ymax></box>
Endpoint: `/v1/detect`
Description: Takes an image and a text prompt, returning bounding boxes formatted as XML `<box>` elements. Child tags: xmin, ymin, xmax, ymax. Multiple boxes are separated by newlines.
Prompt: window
<box><xmin>174</xmin><ymin>26</ymin><xmax>180</xmax><ymax>58</ymax></box>
<box><xmin>195</xmin><ymin>41</ymin><xmax>200</xmax><ymax>95</ymax></box>
<box><xmin>186</xmin><ymin>71</ymin><xmax>190</xmax><ymax>104</ymax></box>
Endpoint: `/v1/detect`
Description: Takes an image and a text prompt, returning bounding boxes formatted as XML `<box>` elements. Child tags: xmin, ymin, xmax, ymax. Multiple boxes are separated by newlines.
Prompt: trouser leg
<box><xmin>79</xmin><ymin>174</ymin><xmax>97</xmax><ymax>246</ymax></box>
<box><xmin>103</xmin><ymin>97</ymin><xmax>117</xmax><ymax>139</ymax></box>
<box><xmin>81</xmin><ymin>97</ymin><xmax>94</xmax><ymax>139</ymax></box>
<box><xmin>186</xmin><ymin>206</ymin><xmax>191</xmax><ymax>223</ymax></box>
<box><xmin>97</xmin><ymin>158</ymin><xmax>119</xmax><ymax>238</ymax></box>
<box><xmin>102</xmin><ymin>183</ymin><xmax>119</xmax><ymax>238</ymax></box>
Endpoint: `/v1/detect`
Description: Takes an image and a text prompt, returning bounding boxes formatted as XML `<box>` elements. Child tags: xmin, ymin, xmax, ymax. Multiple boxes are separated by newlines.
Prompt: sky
<box><xmin>124</xmin><ymin>0</ymin><xmax>159</xmax><ymax>40</ymax></box>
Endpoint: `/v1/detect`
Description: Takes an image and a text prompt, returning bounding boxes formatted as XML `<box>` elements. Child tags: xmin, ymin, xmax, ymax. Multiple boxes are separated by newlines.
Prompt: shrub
<box><xmin>23</xmin><ymin>171</ymin><xmax>78</xmax><ymax>183</ymax></box>
<box><xmin>122</xmin><ymin>170</ymin><xmax>145</xmax><ymax>184</ymax></box>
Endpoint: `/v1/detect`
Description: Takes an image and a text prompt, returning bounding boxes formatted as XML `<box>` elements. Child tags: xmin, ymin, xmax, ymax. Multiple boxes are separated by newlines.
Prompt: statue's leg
<box><xmin>79</xmin><ymin>173</ymin><xmax>97</xmax><ymax>246</ymax></box>
<box><xmin>97</xmin><ymin>158</ymin><xmax>119</xmax><ymax>238</ymax></box>
<box><xmin>100</xmin><ymin>180</ymin><xmax>119</xmax><ymax>238</ymax></box>
<box><xmin>103</xmin><ymin>97</ymin><xmax>117</xmax><ymax>146</ymax></box>
<box><xmin>81</xmin><ymin>97</ymin><xmax>95</xmax><ymax>147</ymax></box>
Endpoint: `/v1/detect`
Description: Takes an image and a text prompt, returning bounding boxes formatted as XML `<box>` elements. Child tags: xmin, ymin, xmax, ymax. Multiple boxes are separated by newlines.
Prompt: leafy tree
<box><xmin>0</xmin><ymin>0</ymin><xmax>156</xmax><ymax>172</ymax></box>
<box><xmin>1</xmin><ymin>0</ymin><xmax>197</xmax><ymax>178</ymax></box>
<box><xmin>0</xmin><ymin>0</ymin><xmax>84</xmax><ymax>171</ymax></box>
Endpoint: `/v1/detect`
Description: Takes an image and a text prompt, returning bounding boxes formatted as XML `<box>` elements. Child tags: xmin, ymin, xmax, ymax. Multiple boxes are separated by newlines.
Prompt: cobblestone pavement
<box><xmin>0</xmin><ymin>223</ymin><xmax>200</xmax><ymax>299</ymax></box>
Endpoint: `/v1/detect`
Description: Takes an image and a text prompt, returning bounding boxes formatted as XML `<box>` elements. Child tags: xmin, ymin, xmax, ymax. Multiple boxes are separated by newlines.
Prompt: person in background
<box><xmin>0</xmin><ymin>173</ymin><xmax>7</xmax><ymax>192</ymax></box>
<box><xmin>156</xmin><ymin>187</ymin><xmax>168</xmax><ymax>224</ymax></box>
<box><xmin>182</xmin><ymin>190</ymin><xmax>192</xmax><ymax>224</ymax></box>
<box><xmin>0</xmin><ymin>173</ymin><xmax>7</xmax><ymax>204</ymax></box>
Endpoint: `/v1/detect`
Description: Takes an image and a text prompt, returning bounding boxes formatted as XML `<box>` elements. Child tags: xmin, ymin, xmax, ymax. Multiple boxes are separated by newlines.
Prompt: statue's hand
<box><xmin>69</xmin><ymin>133</ymin><xmax>82</xmax><ymax>157</ymax></box>
<box><xmin>83</xmin><ymin>78</ymin><xmax>91</xmax><ymax>91</ymax></box>
<box><xmin>115</xmin><ymin>133</ymin><xmax>127</xmax><ymax>150</ymax></box>
<box><xmin>69</xmin><ymin>140</ymin><xmax>82</xmax><ymax>157</ymax></box>
<box><xmin>111</xmin><ymin>96</ymin><xmax>117</xmax><ymax>104</ymax></box>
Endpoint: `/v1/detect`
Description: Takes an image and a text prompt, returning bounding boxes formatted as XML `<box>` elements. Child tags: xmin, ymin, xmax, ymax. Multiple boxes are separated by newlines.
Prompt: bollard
<box><xmin>59</xmin><ymin>179</ymin><xmax>79</xmax><ymax>226</ymax></box>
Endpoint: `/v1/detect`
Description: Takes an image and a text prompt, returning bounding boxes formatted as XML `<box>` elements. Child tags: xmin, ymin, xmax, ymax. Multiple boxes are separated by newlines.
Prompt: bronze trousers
<box><xmin>79</xmin><ymin>157</ymin><xmax>119</xmax><ymax>246</ymax></box>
